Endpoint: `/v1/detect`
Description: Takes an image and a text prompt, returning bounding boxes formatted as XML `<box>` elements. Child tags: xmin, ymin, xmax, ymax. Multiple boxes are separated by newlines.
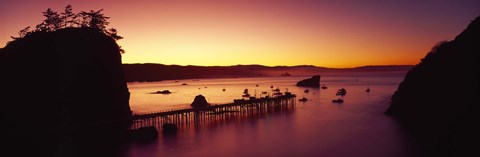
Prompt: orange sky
<box><xmin>1</xmin><ymin>0</ymin><xmax>479</xmax><ymax>68</ymax></box>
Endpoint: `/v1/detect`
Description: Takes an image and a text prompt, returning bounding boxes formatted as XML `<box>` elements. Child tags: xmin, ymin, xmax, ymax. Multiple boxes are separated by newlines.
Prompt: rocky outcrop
<box><xmin>162</xmin><ymin>123</ymin><xmax>178</xmax><ymax>135</ymax></box>
<box><xmin>296</xmin><ymin>75</ymin><xmax>321</xmax><ymax>87</ymax></box>
<box><xmin>191</xmin><ymin>94</ymin><xmax>210</xmax><ymax>108</ymax></box>
<box><xmin>130</xmin><ymin>126</ymin><xmax>158</xmax><ymax>142</ymax></box>
<box><xmin>386</xmin><ymin>16</ymin><xmax>480</xmax><ymax>157</ymax></box>
<box><xmin>0</xmin><ymin>28</ymin><xmax>132</xmax><ymax>156</ymax></box>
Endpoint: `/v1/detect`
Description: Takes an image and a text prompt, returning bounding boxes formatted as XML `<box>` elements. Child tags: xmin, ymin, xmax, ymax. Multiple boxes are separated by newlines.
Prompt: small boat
<box><xmin>321</xmin><ymin>85</ymin><xmax>328</xmax><ymax>89</ymax></box>
<box><xmin>332</xmin><ymin>98</ymin><xmax>344</xmax><ymax>103</ymax></box>
<box><xmin>256</xmin><ymin>84</ymin><xmax>259</xmax><ymax>87</ymax></box>
<box><xmin>270</xmin><ymin>85</ymin><xmax>274</xmax><ymax>88</ymax></box>
<box><xmin>222</xmin><ymin>88</ymin><xmax>226</xmax><ymax>92</ymax></box>
<box><xmin>181</xmin><ymin>83</ymin><xmax>188</xmax><ymax>85</ymax></box>
<box><xmin>261</xmin><ymin>91</ymin><xmax>268</xmax><ymax>94</ymax></box>
<box><xmin>304</xmin><ymin>89</ymin><xmax>309</xmax><ymax>93</ymax></box>
<box><xmin>336</xmin><ymin>88</ymin><xmax>347</xmax><ymax>96</ymax></box>
<box><xmin>299</xmin><ymin>97</ymin><xmax>308</xmax><ymax>102</ymax></box>
<box><xmin>365</xmin><ymin>88</ymin><xmax>370</xmax><ymax>92</ymax></box>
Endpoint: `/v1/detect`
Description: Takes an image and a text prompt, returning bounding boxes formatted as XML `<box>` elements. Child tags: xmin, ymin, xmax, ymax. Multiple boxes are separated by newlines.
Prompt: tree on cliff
<box><xmin>15</xmin><ymin>5</ymin><xmax>123</xmax><ymax>42</ymax></box>
<box><xmin>11</xmin><ymin>26</ymin><xmax>32</xmax><ymax>39</ymax></box>
<box><xmin>61</xmin><ymin>4</ymin><xmax>77</xmax><ymax>28</ymax></box>
<box><xmin>78</xmin><ymin>9</ymin><xmax>110</xmax><ymax>31</ymax></box>
<box><xmin>35</xmin><ymin>8</ymin><xmax>62</xmax><ymax>32</ymax></box>
<box><xmin>106</xmin><ymin>28</ymin><xmax>123</xmax><ymax>41</ymax></box>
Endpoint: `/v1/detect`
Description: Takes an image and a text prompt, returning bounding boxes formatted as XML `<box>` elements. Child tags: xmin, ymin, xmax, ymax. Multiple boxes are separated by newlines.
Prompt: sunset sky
<box><xmin>1</xmin><ymin>0</ymin><xmax>479</xmax><ymax>68</ymax></box>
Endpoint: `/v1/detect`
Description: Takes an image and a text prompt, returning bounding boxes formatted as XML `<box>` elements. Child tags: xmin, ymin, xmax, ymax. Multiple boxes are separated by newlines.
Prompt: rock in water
<box><xmin>162</xmin><ymin>123</ymin><xmax>178</xmax><ymax>136</ymax></box>
<box><xmin>386</xmin><ymin>16</ymin><xmax>480</xmax><ymax>157</ymax></box>
<box><xmin>130</xmin><ymin>126</ymin><xmax>158</xmax><ymax>142</ymax></box>
<box><xmin>191</xmin><ymin>94</ymin><xmax>210</xmax><ymax>108</ymax></box>
<box><xmin>296</xmin><ymin>75</ymin><xmax>320</xmax><ymax>87</ymax></box>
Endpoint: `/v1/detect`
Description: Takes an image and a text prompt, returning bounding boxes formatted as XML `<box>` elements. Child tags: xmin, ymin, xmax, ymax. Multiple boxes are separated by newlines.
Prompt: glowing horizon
<box><xmin>1</xmin><ymin>0</ymin><xmax>479</xmax><ymax>68</ymax></box>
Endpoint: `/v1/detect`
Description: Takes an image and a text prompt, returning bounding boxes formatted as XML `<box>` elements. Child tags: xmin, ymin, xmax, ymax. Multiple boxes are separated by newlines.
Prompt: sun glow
<box><xmin>2</xmin><ymin>0</ymin><xmax>479</xmax><ymax>68</ymax></box>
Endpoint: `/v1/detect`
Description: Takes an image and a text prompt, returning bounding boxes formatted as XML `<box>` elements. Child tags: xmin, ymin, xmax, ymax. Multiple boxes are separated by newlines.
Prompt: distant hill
<box><xmin>386</xmin><ymin>16</ymin><xmax>480</xmax><ymax>157</ymax></box>
<box><xmin>122</xmin><ymin>64</ymin><xmax>413</xmax><ymax>82</ymax></box>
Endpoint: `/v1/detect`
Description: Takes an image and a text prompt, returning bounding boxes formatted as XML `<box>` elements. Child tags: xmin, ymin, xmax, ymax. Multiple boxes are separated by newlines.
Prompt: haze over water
<box><xmin>126</xmin><ymin>72</ymin><xmax>416</xmax><ymax>157</ymax></box>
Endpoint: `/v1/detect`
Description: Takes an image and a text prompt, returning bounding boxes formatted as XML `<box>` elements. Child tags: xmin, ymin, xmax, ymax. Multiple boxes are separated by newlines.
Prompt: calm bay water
<box><xmin>125</xmin><ymin>72</ymin><xmax>416</xmax><ymax>157</ymax></box>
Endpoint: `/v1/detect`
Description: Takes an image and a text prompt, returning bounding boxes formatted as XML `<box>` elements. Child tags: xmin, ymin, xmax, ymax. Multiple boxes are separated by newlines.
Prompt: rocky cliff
<box><xmin>386</xmin><ymin>16</ymin><xmax>480</xmax><ymax>157</ymax></box>
<box><xmin>0</xmin><ymin>28</ymin><xmax>132</xmax><ymax>156</ymax></box>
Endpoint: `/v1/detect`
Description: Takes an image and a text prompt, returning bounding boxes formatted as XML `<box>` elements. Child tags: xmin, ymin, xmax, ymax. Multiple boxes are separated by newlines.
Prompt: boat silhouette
<box><xmin>332</xmin><ymin>98</ymin><xmax>344</xmax><ymax>103</ymax></box>
<box><xmin>299</xmin><ymin>97</ymin><xmax>308</xmax><ymax>102</ymax></box>
<box><xmin>336</xmin><ymin>88</ymin><xmax>347</xmax><ymax>96</ymax></box>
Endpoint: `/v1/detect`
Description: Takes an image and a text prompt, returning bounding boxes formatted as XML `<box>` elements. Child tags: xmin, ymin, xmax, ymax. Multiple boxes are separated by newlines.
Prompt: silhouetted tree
<box><xmin>35</xmin><ymin>22</ymin><xmax>47</xmax><ymax>32</ymax></box>
<box><xmin>22</xmin><ymin>6</ymin><xmax>121</xmax><ymax>37</ymax></box>
<box><xmin>79</xmin><ymin>9</ymin><xmax>110</xmax><ymax>31</ymax></box>
<box><xmin>61</xmin><ymin>4</ymin><xmax>77</xmax><ymax>28</ymax></box>
<box><xmin>106</xmin><ymin>27</ymin><xmax>126</xmax><ymax>53</ymax></box>
<box><xmin>11</xmin><ymin>26</ymin><xmax>31</xmax><ymax>39</ymax></box>
<box><xmin>106</xmin><ymin>28</ymin><xmax>123</xmax><ymax>40</ymax></box>
<box><xmin>119</xmin><ymin>46</ymin><xmax>125</xmax><ymax>54</ymax></box>
<box><xmin>40</xmin><ymin>8</ymin><xmax>62</xmax><ymax>31</ymax></box>
<box><xmin>14</xmin><ymin>5</ymin><xmax>125</xmax><ymax>52</ymax></box>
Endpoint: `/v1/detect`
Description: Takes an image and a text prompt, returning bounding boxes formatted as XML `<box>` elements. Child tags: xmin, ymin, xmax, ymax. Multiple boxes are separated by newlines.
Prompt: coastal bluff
<box><xmin>0</xmin><ymin>28</ymin><xmax>132</xmax><ymax>156</ymax></box>
<box><xmin>386</xmin><ymin>16</ymin><xmax>480</xmax><ymax>157</ymax></box>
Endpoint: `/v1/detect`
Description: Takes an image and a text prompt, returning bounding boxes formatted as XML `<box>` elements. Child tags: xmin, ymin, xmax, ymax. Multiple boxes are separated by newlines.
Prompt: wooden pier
<box><xmin>131</xmin><ymin>93</ymin><xmax>296</xmax><ymax>130</ymax></box>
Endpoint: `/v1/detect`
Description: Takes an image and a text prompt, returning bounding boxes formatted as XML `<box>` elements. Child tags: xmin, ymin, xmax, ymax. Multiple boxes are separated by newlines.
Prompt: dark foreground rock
<box><xmin>296</xmin><ymin>75</ymin><xmax>321</xmax><ymax>87</ymax></box>
<box><xmin>162</xmin><ymin>123</ymin><xmax>178</xmax><ymax>136</ymax></box>
<box><xmin>130</xmin><ymin>126</ymin><xmax>158</xmax><ymax>142</ymax></box>
<box><xmin>386</xmin><ymin>16</ymin><xmax>480</xmax><ymax>157</ymax></box>
<box><xmin>0</xmin><ymin>28</ymin><xmax>132</xmax><ymax>157</ymax></box>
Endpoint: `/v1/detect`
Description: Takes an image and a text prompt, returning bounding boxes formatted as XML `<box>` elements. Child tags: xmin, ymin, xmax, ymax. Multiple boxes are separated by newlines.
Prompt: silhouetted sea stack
<box><xmin>191</xmin><ymin>94</ymin><xmax>210</xmax><ymax>108</ymax></box>
<box><xmin>162</xmin><ymin>123</ymin><xmax>178</xmax><ymax>135</ymax></box>
<box><xmin>0</xmin><ymin>28</ymin><xmax>132</xmax><ymax>156</ymax></box>
<box><xmin>296</xmin><ymin>75</ymin><xmax>321</xmax><ymax>87</ymax></box>
<box><xmin>386</xmin><ymin>16</ymin><xmax>480</xmax><ymax>157</ymax></box>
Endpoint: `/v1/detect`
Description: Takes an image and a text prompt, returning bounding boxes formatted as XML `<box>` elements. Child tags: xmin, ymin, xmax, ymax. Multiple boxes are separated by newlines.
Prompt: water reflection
<box><xmin>126</xmin><ymin>74</ymin><xmax>416</xmax><ymax>157</ymax></box>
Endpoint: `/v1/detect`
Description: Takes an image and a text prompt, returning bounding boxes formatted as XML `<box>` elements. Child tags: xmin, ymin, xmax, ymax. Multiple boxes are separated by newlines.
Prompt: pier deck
<box><xmin>131</xmin><ymin>94</ymin><xmax>296</xmax><ymax>130</ymax></box>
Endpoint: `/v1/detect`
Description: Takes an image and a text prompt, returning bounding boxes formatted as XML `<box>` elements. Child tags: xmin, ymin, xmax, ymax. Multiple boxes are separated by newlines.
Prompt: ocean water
<box><xmin>125</xmin><ymin>72</ymin><xmax>416</xmax><ymax>157</ymax></box>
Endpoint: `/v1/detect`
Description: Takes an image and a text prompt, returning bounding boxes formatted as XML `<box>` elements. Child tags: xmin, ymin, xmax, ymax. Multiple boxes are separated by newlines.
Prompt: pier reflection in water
<box><xmin>126</xmin><ymin>75</ymin><xmax>416</xmax><ymax>157</ymax></box>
